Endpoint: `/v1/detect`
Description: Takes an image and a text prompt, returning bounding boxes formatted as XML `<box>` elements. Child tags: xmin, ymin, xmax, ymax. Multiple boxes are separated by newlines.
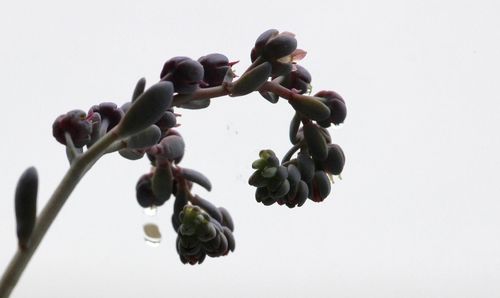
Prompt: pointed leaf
<box><xmin>289</xmin><ymin>95</ymin><xmax>330</xmax><ymax>121</ymax></box>
<box><xmin>181</xmin><ymin>168</ymin><xmax>212</xmax><ymax>191</ymax></box>
<box><xmin>231</xmin><ymin>62</ymin><xmax>271</xmax><ymax>96</ymax></box>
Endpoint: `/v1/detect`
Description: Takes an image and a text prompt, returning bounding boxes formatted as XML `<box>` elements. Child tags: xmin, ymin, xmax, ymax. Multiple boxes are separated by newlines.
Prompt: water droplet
<box><xmin>143</xmin><ymin>206</ymin><xmax>157</xmax><ymax>216</ymax></box>
<box><xmin>143</xmin><ymin>223</ymin><xmax>162</xmax><ymax>247</ymax></box>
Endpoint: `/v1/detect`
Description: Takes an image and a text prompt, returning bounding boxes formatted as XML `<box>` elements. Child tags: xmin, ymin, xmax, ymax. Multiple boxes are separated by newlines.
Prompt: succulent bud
<box><xmin>151</xmin><ymin>163</ymin><xmax>174</xmax><ymax>204</ymax></box>
<box><xmin>280</xmin><ymin>65</ymin><xmax>312</xmax><ymax>94</ymax></box>
<box><xmin>323</xmin><ymin>144</ymin><xmax>346</xmax><ymax>175</ymax></box>
<box><xmin>88</xmin><ymin>102</ymin><xmax>124</xmax><ymax>132</ymax></box>
<box><xmin>52</xmin><ymin>110</ymin><xmax>92</xmax><ymax>148</ymax></box>
<box><xmin>160</xmin><ymin>57</ymin><xmax>204</xmax><ymax>94</ymax></box>
<box><xmin>315</xmin><ymin>90</ymin><xmax>347</xmax><ymax>126</ymax></box>
<box><xmin>198</xmin><ymin>53</ymin><xmax>232</xmax><ymax>87</ymax></box>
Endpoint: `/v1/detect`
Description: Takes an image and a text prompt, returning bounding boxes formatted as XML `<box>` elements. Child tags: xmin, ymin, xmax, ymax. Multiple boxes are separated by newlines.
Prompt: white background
<box><xmin>1</xmin><ymin>0</ymin><xmax>499</xmax><ymax>297</ymax></box>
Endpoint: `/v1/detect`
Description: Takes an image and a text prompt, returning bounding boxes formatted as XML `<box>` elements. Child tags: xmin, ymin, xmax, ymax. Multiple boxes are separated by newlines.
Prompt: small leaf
<box><xmin>289</xmin><ymin>95</ymin><xmax>330</xmax><ymax>121</ymax></box>
<box><xmin>132</xmin><ymin>77</ymin><xmax>147</xmax><ymax>102</ymax></box>
<box><xmin>289</xmin><ymin>112</ymin><xmax>301</xmax><ymax>144</ymax></box>
<box><xmin>119</xmin><ymin>148</ymin><xmax>145</xmax><ymax>160</ymax></box>
<box><xmin>152</xmin><ymin>163</ymin><xmax>173</xmax><ymax>203</ymax></box>
<box><xmin>15</xmin><ymin>167</ymin><xmax>38</xmax><ymax>249</ymax></box>
<box><xmin>126</xmin><ymin>125</ymin><xmax>161</xmax><ymax>149</ymax></box>
<box><xmin>303</xmin><ymin>122</ymin><xmax>328</xmax><ymax>161</ymax></box>
<box><xmin>117</xmin><ymin>81</ymin><xmax>174</xmax><ymax>138</ymax></box>
<box><xmin>231</xmin><ymin>62</ymin><xmax>271</xmax><ymax>96</ymax></box>
<box><xmin>259</xmin><ymin>90</ymin><xmax>279</xmax><ymax>103</ymax></box>
<box><xmin>181</xmin><ymin>168</ymin><xmax>212</xmax><ymax>191</ymax></box>
<box><xmin>180</xmin><ymin>99</ymin><xmax>211</xmax><ymax>110</ymax></box>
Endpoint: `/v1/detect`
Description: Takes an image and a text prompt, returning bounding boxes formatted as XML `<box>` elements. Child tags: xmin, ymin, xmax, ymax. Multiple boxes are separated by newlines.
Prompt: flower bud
<box><xmin>315</xmin><ymin>90</ymin><xmax>347</xmax><ymax>125</ymax></box>
<box><xmin>198</xmin><ymin>53</ymin><xmax>232</xmax><ymax>87</ymax></box>
<box><xmin>160</xmin><ymin>57</ymin><xmax>204</xmax><ymax>94</ymax></box>
<box><xmin>52</xmin><ymin>110</ymin><xmax>92</xmax><ymax>148</ymax></box>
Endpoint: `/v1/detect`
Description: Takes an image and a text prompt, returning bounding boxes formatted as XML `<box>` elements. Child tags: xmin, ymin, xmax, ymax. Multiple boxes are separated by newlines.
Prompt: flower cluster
<box><xmin>46</xmin><ymin>28</ymin><xmax>346</xmax><ymax>266</ymax></box>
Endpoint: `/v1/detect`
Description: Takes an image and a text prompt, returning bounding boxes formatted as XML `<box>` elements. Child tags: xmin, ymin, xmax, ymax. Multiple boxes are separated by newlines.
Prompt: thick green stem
<box><xmin>0</xmin><ymin>129</ymin><xmax>119</xmax><ymax>298</ymax></box>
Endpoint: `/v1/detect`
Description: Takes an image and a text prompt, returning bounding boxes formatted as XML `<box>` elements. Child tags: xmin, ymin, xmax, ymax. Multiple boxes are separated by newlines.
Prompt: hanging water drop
<box><xmin>143</xmin><ymin>223</ymin><xmax>162</xmax><ymax>247</ymax></box>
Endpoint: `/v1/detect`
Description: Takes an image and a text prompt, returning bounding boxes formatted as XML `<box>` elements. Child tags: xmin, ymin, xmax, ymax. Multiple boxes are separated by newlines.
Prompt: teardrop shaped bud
<box><xmin>323</xmin><ymin>144</ymin><xmax>346</xmax><ymax>175</ymax></box>
<box><xmin>297</xmin><ymin>152</ymin><xmax>315</xmax><ymax>182</ymax></box>
<box><xmin>231</xmin><ymin>62</ymin><xmax>271</xmax><ymax>96</ymax></box>
<box><xmin>295</xmin><ymin>180</ymin><xmax>309</xmax><ymax>207</ymax></box>
<box><xmin>289</xmin><ymin>95</ymin><xmax>330</xmax><ymax>121</ymax></box>
<box><xmin>132</xmin><ymin>77</ymin><xmax>146</xmax><ymax>102</ymax></box>
<box><xmin>310</xmin><ymin>171</ymin><xmax>331</xmax><ymax>202</ymax></box>
<box><xmin>117</xmin><ymin>81</ymin><xmax>174</xmax><ymax>138</ymax></box>
<box><xmin>136</xmin><ymin>173</ymin><xmax>156</xmax><ymax>208</ymax></box>
<box><xmin>154</xmin><ymin>135</ymin><xmax>185</xmax><ymax>162</ymax></box>
<box><xmin>303</xmin><ymin>122</ymin><xmax>328</xmax><ymax>161</ymax></box>
<box><xmin>15</xmin><ymin>167</ymin><xmax>38</xmax><ymax>249</ymax></box>
<box><xmin>151</xmin><ymin>163</ymin><xmax>173</xmax><ymax>204</ymax></box>
<box><xmin>126</xmin><ymin>125</ymin><xmax>161</xmax><ymax>149</ymax></box>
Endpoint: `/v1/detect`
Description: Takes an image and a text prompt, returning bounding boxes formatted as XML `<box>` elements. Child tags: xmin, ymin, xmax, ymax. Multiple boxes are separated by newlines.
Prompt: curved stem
<box><xmin>0</xmin><ymin>129</ymin><xmax>119</xmax><ymax>298</ymax></box>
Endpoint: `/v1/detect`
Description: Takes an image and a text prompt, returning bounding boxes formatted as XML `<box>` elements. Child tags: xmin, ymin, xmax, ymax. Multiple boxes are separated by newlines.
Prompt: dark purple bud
<box><xmin>281</xmin><ymin>65</ymin><xmax>312</xmax><ymax>94</ymax></box>
<box><xmin>136</xmin><ymin>173</ymin><xmax>156</xmax><ymax>208</ymax></box>
<box><xmin>88</xmin><ymin>102</ymin><xmax>124</xmax><ymax>132</ymax></box>
<box><xmin>52</xmin><ymin>110</ymin><xmax>92</xmax><ymax>148</ymax></box>
<box><xmin>160</xmin><ymin>56</ymin><xmax>204</xmax><ymax>94</ymax></box>
<box><xmin>251</xmin><ymin>29</ymin><xmax>279</xmax><ymax>62</ymax></box>
<box><xmin>323</xmin><ymin>144</ymin><xmax>346</xmax><ymax>175</ymax></box>
<box><xmin>262</xmin><ymin>32</ymin><xmax>298</xmax><ymax>60</ymax></box>
<box><xmin>198</xmin><ymin>53</ymin><xmax>232</xmax><ymax>87</ymax></box>
<box><xmin>315</xmin><ymin>90</ymin><xmax>347</xmax><ymax>125</ymax></box>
